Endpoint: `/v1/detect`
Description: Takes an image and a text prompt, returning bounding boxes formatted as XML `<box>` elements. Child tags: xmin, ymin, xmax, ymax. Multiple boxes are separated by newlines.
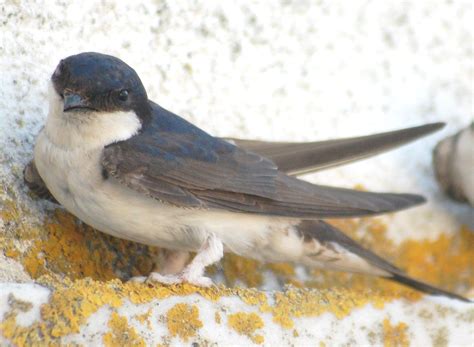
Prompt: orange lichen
<box><xmin>103</xmin><ymin>312</ymin><xmax>145</xmax><ymax>347</ymax></box>
<box><xmin>21</xmin><ymin>210</ymin><xmax>159</xmax><ymax>281</ymax></box>
<box><xmin>270</xmin><ymin>286</ymin><xmax>397</xmax><ymax>328</ymax></box>
<box><xmin>383</xmin><ymin>318</ymin><xmax>410</xmax><ymax>347</ymax></box>
<box><xmin>235</xmin><ymin>287</ymin><xmax>269</xmax><ymax>308</ymax></box>
<box><xmin>0</xmin><ymin>197</ymin><xmax>161</xmax><ymax>283</ymax></box>
<box><xmin>4</xmin><ymin>244</ymin><xmax>20</xmax><ymax>258</ymax></box>
<box><xmin>0</xmin><ymin>278</ymin><xmax>223</xmax><ymax>345</ymax></box>
<box><xmin>42</xmin><ymin>278</ymin><xmax>124</xmax><ymax>337</ymax></box>
<box><xmin>0</xmin><ymin>275</ymin><xmax>471</xmax><ymax>344</ymax></box>
<box><xmin>134</xmin><ymin>309</ymin><xmax>152</xmax><ymax>330</ymax></box>
<box><xmin>222</xmin><ymin>253</ymin><xmax>263</xmax><ymax>287</ymax></box>
<box><xmin>166</xmin><ymin>303</ymin><xmax>203</xmax><ymax>342</ymax></box>
<box><xmin>397</xmin><ymin>225</ymin><xmax>474</xmax><ymax>292</ymax></box>
<box><xmin>1</xmin><ymin>195</ymin><xmax>473</xmax><ymax>343</ymax></box>
<box><xmin>227</xmin><ymin>312</ymin><xmax>265</xmax><ymax>344</ymax></box>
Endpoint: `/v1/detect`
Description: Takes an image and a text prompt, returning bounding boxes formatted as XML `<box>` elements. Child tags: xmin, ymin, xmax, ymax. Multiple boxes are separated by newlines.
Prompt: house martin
<box><xmin>26</xmin><ymin>52</ymin><xmax>469</xmax><ymax>301</ymax></box>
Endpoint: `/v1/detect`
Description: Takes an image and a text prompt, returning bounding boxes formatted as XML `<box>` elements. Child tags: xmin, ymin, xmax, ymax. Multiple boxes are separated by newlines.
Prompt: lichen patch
<box><xmin>166</xmin><ymin>303</ymin><xmax>203</xmax><ymax>342</ymax></box>
<box><xmin>103</xmin><ymin>311</ymin><xmax>146</xmax><ymax>347</ymax></box>
<box><xmin>1</xmin><ymin>198</ymin><xmax>473</xmax><ymax>344</ymax></box>
<box><xmin>382</xmin><ymin>318</ymin><xmax>410</xmax><ymax>347</ymax></box>
<box><xmin>228</xmin><ymin>312</ymin><xmax>265</xmax><ymax>344</ymax></box>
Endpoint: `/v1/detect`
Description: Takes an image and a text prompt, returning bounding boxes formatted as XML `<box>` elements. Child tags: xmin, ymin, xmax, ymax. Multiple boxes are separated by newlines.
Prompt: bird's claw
<box><xmin>128</xmin><ymin>271</ymin><xmax>214</xmax><ymax>287</ymax></box>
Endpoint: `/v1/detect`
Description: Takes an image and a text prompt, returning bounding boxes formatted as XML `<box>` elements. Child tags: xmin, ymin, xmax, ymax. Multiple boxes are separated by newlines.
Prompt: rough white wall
<box><xmin>1</xmin><ymin>1</ymin><xmax>472</xmax><ymax>233</ymax></box>
<box><xmin>0</xmin><ymin>1</ymin><xmax>472</xmax><ymax>345</ymax></box>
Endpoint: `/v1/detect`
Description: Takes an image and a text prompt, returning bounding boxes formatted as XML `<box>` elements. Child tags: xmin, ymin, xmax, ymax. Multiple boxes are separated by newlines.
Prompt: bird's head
<box><xmin>51</xmin><ymin>52</ymin><xmax>151</xmax><ymax>121</ymax></box>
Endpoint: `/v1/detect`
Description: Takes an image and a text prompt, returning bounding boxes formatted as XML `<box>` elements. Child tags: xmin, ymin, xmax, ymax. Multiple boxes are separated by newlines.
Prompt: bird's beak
<box><xmin>63</xmin><ymin>93</ymin><xmax>93</xmax><ymax>112</ymax></box>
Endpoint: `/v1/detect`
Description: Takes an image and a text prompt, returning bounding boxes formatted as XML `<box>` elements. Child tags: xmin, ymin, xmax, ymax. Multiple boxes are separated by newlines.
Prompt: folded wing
<box><xmin>102</xmin><ymin>102</ymin><xmax>427</xmax><ymax>219</ymax></box>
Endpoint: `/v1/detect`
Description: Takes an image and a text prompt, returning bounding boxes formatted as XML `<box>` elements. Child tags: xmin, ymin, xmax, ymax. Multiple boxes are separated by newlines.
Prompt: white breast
<box><xmin>35</xmin><ymin>85</ymin><xmax>178</xmax><ymax>244</ymax></box>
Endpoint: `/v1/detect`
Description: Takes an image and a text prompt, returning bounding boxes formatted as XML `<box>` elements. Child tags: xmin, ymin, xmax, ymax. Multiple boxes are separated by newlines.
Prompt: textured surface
<box><xmin>0</xmin><ymin>1</ymin><xmax>473</xmax><ymax>345</ymax></box>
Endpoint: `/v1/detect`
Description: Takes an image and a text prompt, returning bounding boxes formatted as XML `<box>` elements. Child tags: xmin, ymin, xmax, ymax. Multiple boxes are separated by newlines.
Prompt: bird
<box><xmin>433</xmin><ymin>123</ymin><xmax>474</xmax><ymax>206</ymax></box>
<box><xmin>26</xmin><ymin>51</ymin><xmax>469</xmax><ymax>302</ymax></box>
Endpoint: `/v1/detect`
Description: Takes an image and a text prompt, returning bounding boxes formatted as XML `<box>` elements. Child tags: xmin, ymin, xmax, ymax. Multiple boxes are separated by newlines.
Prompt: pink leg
<box><xmin>159</xmin><ymin>250</ymin><xmax>190</xmax><ymax>275</ymax></box>
<box><xmin>130</xmin><ymin>234</ymin><xmax>223</xmax><ymax>287</ymax></box>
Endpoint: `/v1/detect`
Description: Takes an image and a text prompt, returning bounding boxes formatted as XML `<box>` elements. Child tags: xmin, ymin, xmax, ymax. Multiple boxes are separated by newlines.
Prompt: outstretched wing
<box><xmin>227</xmin><ymin>123</ymin><xmax>444</xmax><ymax>176</ymax></box>
<box><xmin>102</xmin><ymin>102</ymin><xmax>425</xmax><ymax>219</ymax></box>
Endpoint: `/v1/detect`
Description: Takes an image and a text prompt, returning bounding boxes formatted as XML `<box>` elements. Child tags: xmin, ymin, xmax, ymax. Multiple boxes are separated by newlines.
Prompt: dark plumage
<box><xmin>102</xmin><ymin>101</ymin><xmax>428</xmax><ymax>218</ymax></box>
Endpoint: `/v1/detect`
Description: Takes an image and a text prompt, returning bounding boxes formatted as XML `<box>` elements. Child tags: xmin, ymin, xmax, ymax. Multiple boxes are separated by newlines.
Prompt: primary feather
<box><xmin>102</xmin><ymin>102</ymin><xmax>425</xmax><ymax>218</ymax></box>
<box><xmin>228</xmin><ymin>123</ymin><xmax>445</xmax><ymax>175</ymax></box>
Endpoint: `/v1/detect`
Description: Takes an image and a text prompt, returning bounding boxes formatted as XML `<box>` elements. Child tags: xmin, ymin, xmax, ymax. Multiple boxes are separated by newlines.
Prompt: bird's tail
<box><xmin>296</xmin><ymin>220</ymin><xmax>470</xmax><ymax>302</ymax></box>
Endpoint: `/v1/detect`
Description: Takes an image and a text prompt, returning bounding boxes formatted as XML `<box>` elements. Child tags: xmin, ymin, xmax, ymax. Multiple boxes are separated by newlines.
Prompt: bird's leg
<box><xmin>178</xmin><ymin>233</ymin><xmax>223</xmax><ymax>286</ymax></box>
<box><xmin>129</xmin><ymin>249</ymin><xmax>190</xmax><ymax>283</ymax></box>
<box><xmin>159</xmin><ymin>249</ymin><xmax>190</xmax><ymax>275</ymax></box>
<box><xmin>132</xmin><ymin>234</ymin><xmax>223</xmax><ymax>287</ymax></box>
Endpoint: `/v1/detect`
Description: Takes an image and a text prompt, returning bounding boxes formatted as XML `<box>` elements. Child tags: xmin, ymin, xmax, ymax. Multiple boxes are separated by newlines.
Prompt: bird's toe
<box><xmin>146</xmin><ymin>272</ymin><xmax>182</xmax><ymax>284</ymax></box>
<box><xmin>183</xmin><ymin>274</ymin><xmax>214</xmax><ymax>287</ymax></box>
<box><xmin>128</xmin><ymin>275</ymin><xmax>147</xmax><ymax>283</ymax></box>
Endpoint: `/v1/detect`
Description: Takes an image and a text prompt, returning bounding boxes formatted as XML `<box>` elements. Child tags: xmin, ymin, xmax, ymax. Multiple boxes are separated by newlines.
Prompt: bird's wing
<box><xmin>226</xmin><ymin>123</ymin><xmax>444</xmax><ymax>176</ymax></box>
<box><xmin>102</xmin><ymin>102</ymin><xmax>425</xmax><ymax>219</ymax></box>
<box><xmin>24</xmin><ymin>160</ymin><xmax>58</xmax><ymax>203</ymax></box>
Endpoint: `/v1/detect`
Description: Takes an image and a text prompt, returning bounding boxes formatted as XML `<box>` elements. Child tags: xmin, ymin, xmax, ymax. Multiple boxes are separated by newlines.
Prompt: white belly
<box><xmin>33</xmin><ymin>130</ymin><xmax>291</xmax><ymax>257</ymax></box>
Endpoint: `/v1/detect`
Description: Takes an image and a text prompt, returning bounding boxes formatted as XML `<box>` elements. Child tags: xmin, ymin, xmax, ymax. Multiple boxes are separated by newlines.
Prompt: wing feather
<box><xmin>227</xmin><ymin>123</ymin><xmax>445</xmax><ymax>175</ymax></box>
<box><xmin>102</xmin><ymin>102</ymin><xmax>426</xmax><ymax>218</ymax></box>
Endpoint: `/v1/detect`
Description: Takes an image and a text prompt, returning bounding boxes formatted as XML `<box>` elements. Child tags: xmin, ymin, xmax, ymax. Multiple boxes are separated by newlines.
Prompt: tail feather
<box><xmin>297</xmin><ymin>220</ymin><xmax>470</xmax><ymax>302</ymax></box>
<box><xmin>389</xmin><ymin>272</ymin><xmax>470</xmax><ymax>302</ymax></box>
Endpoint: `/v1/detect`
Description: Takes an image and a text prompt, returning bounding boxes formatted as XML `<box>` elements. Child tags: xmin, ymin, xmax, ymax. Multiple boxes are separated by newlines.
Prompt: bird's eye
<box><xmin>118</xmin><ymin>89</ymin><xmax>129</xmax><ymax>102</ymax></box>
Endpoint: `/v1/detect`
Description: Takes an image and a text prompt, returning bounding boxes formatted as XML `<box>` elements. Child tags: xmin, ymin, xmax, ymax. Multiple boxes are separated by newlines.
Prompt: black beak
<box><xmin>63</xmin><ymin>93</ymin><xmax>94</xmax><ymax>112</ymax></box>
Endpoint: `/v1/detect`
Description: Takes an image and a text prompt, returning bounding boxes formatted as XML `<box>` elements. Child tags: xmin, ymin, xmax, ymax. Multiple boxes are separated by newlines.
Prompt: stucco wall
<box><xmin>1</xmin><ymin>1</ymin><xmax>472</xmax><ymax>345</ymax></box>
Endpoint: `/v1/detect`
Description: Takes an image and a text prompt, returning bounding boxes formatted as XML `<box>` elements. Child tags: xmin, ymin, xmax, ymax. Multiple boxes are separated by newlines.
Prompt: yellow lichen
<box><xmin>166</xmin><ymin>303</ymin><xmax>203</xmax><ymax>342</ymax></box>
<box><xmin>1</xmin><ymin>195</ymin><xmax>473</xmax><ymax>343</ymax></box>
<box><xmin>22</xmin><ymin>210</ymin><xmax>159</xmax><ymax>281</ymax></box>
<box><xmin>103</xmin><ymin>312</ymin><xmax>145</xmax><ymax>347</ymax></box>
<box><xmin>222</xmin><ymin>253</ymin><xmax>263</xmax><ymax>287</ymax></box>
<box><xmin>270</xmin><ymin>285</ymin><xmax>396</xmax><ymax>328</ymax></box>
<box><xmin>0</xmin><ymin>278</ymin><xmax>221</xmax><ymax>345</ymax></box>
<box><xmin>227</xmin><ymin>312</ymin><xmax>265</xmax><ymax>344</ymax></box>
<box><xmin>134</xmin><ymin>309</ymin><xmax>152</xmax><ymax>329</ymax></box>
<box><xmin>4</xmin><ymin>245</ymin><xmax>20</xmax><ymax>258</ymax></box>
<box><xmin>383</xmin><ymin>318</ymin><xmax>410</xmax><ymax>347</ymax></box>
<box><xmin>43</xmin><ymin>278</ymin><xmax>123</xmax><ymax>337</ymax></box>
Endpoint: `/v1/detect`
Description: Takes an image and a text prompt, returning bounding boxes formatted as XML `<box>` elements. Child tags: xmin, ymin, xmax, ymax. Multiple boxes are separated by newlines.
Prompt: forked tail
<box><xmin>297</xmin><ymin>220</ymin><xmax>470</xmax><ymax>302</ymax></box>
